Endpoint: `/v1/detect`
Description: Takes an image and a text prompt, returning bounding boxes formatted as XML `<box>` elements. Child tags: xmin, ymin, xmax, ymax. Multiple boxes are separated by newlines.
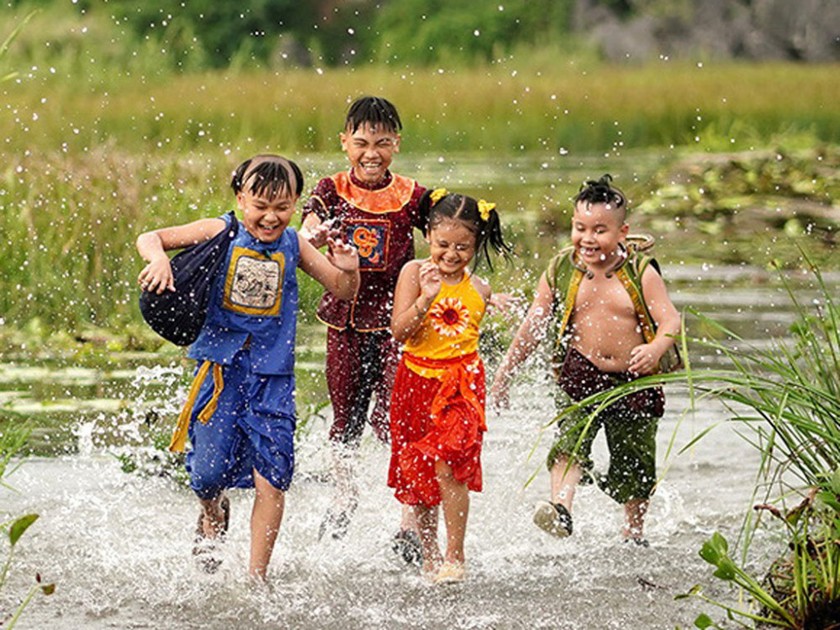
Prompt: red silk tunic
<box><xmin>302</xmin><ymin>170</ymin><xmax>426</xmax><ymax>331</ymax></box>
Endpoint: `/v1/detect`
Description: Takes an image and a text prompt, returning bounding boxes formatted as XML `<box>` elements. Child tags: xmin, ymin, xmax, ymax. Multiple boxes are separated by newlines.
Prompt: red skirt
<box><xmin>387</xmin><ymin>352</ymin><xmax>486</xmax><ymax>507</ymax></box>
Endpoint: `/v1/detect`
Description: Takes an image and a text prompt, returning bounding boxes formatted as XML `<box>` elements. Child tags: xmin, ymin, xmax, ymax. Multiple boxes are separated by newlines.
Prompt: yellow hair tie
<box><xmin>477</xmin><ymin>199</ymin><xmax>496</xmax><ymax>221</ymax></box>
<box><xmin>429</xmin><ymin>188</ymin><xmax>448</xmax><ymax>205</ymax></box>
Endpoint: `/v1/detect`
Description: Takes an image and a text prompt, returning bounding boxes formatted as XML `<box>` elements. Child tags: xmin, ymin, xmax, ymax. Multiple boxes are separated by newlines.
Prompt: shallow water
<box><xmin>2</xmin><ymin>268</ymin><xmax>834</xmax><ymax>629</ymax></box>
<box><xmin>2</xmin><ymin>393</ymin><xmax>765</xmax><ymax>630</ymax></box>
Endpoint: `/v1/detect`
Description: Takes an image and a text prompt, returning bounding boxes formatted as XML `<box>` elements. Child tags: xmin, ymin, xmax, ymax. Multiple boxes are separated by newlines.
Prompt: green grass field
<box><xmin>1</xmin><ymin>61</ymin><xmax>838</xmax><ymax>337</ymax></box>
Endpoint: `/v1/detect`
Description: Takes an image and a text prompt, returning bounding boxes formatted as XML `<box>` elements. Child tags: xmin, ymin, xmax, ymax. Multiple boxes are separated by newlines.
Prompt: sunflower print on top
<box><xmin>402</xmin><ymin>270</ymin><xmax>485</xmax><ymax>379</ymax></box>
<box><xmin>429</xmin><ymin>297</ymin><xmax>470</xmax><ymax>337</ymax></box>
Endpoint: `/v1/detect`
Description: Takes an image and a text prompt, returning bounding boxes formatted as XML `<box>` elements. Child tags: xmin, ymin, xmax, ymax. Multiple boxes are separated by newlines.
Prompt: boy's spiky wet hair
<box><xmin>574</xmin><ymin>174</ymin><xmax>628</xmax><ymax>221</ymax></box>
<box><xmin>230</xmin><ymin>154</ymin><xmax>304</xmax><ymax>199</ymax></box>
<box><xmin>345</xmin><ymin>96</ymin><xmax>402</xmax><ymax>133</ymax></box>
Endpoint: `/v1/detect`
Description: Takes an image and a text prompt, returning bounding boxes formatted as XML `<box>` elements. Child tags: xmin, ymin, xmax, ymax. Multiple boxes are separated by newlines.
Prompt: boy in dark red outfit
<box><xmin>302</xmin><ymin>96</ymin><xmax>425</xmax><ymax>558</ymax></box>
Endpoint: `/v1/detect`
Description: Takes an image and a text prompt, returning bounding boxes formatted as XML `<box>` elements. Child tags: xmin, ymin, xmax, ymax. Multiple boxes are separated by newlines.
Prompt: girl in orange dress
<box><xmin>388</xmin><ymin>188</ymin><xmax>510</xmax><ymax>583</ymax></box>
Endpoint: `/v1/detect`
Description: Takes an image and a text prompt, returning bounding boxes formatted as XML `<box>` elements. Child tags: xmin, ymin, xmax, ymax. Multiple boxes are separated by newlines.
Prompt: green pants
<box><xmin>548</xmin><ymin>347</ymin><xmax>663</xmax><ymax>504</ymax></box>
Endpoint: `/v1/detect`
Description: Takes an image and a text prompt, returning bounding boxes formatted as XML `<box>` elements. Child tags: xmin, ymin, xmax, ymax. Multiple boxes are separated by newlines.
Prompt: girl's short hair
<box><xmin>575</xmin><ymin>174</ymin><xmax>628</xmax><ymax>220</ymax></box>
<box><xmin>231</xmin><ymin>154</ymin><xmax>304</xmax><ymax>198</ymax></box>
<box><xmin>345</xmin><ymin>96</ymin><xmax>402</xmax><ymax>134</ymax></box>
<box><xmin>418</xmin><ymin>189</ymin><xmax>512</xmax><ymax>270</ymax></box>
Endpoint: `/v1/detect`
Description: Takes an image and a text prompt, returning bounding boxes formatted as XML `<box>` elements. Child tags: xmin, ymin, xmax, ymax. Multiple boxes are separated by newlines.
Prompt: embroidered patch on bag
<box><xmin>223</xmin><ymin>246</ymin><xmax>285</xmax><ymax>316</ymax></box>
<box><xmin>343</xmin><ymin>220</ymin><xmax>390</xmax><ymax>271</ymax></box>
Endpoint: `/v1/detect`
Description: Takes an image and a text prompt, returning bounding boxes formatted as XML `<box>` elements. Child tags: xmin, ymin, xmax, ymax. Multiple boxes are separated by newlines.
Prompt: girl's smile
<box><xmin>427</xmin><ymin>218</ymin><xmax>477</xmax><ymax>282</ymax></box>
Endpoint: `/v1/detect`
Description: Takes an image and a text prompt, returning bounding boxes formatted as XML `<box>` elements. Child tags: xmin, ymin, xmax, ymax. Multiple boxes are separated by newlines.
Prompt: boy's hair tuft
<box><xmin>575</xmin><ymin>174</ymin><xmax>628</xmax><ymax>219</ymax></box>
<box><xmin>231</xmin><ymin>154</ymin><xmax>304</xmax><ymax>199</ymax></box>
<box><xmin>345</xmin><ymin>96</ymin><xmax>402</xmax><ymax>134</ymax></box>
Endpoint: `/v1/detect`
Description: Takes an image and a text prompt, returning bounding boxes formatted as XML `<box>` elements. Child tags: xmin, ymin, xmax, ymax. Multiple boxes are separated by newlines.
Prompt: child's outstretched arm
<box><xmin>136</xmin><ymin>218</ymin><xmax>227</xmax><ymax>294</ymax></box>
<box><xmin>489</xmin><ymin>271</ymin><xmax>554</xmax><ymax>409</ymax></box>
<box><xmin>628</xmin><ymin>266</ymin><xmax>681</xmax><ymax>375</ymax></box>
<box><xmin>391</xmin><ymin>260</ymin><xmax>441</xmax><ymax>344</ymax></box>
<box><xmin>297</xmin><ymin>233</ymin><xmax>360</xmax><ymax>301</ymax></box>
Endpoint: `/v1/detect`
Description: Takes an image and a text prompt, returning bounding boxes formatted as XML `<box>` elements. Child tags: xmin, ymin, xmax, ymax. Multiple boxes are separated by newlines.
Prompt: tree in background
<box><xmin>369</xmin><ymin>0</ymin><xmax>573</xmax><ymax>65</ymax></box>
<box><xmin>2</xmin><ymin>0</ymin><xmax>837</xmax><ymax>71</ymax></box>
<box><xmin>104</xmin><ymin>0</ymin><xmax>319</xmax><ymax>68</ymax></box>
<box><xmin>102</xmin><ymin>0</ymin><xmax>573</xmax><ymax>68</ymax></box>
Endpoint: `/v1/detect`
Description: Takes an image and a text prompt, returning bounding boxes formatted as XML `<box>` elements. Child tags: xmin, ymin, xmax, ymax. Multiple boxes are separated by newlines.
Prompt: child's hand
<box><xmin>418</xmin><ymin>261</ymin><xmax>442</xmax><ymax>301</ymax></box>
<box><xmin>138</xmin><ymin>256</ymin><xmax>175</xmax><ymax>294</ymax></box>
<box><xmin>487</xmin><ymin>292</ymin><xmax>524</xmax><ymax>318</ymax></box>
<box><xmin>325</xmin><ymin>236</ymin><xmax>359</xmax><ymax>272</ymax></box>
<box><xmin>302</xmin><ymin>218</ymin><xmax>340</xmax><ymax>249</ymax></box>
<box><xmin>629</xmin><ymin>343</ymin><xmax>661</xmax><ymax>375</ymax></box>
<box><xmin>489</xmin><ymin>379</ymin><xmax>511</xmax><ymax>411</ymax></box>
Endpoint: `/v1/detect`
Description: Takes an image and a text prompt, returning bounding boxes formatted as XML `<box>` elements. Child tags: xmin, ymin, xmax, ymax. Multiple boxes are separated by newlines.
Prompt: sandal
<box><xmin>391</xmin><ymin>529</ymin><xmax>422</xmax><ymax>567</ymax></box>
<box><xmin>533</xmin><ymin>500</ymin><xmax>573</xmax><ymax>538</ymax></box>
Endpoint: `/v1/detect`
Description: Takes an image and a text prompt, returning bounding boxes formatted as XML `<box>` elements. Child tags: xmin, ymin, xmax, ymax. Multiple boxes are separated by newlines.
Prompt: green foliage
<box><xmin>635</xmin><ymin>145</ymin><xmax>838</xmax><ymax>269</ymax></box>
<box><xmin>104</xmin><ymin>0</ymin><xmax>319</xmax><ymax>69</ymax></box>
<box><xmin>4</xmin><ymin>0</ymin><xmax>577</xmax><ymax>70</ymax></box>
<box><xmin>0</xmin><ymin>422</ymin><xmax>30</xmax><ymax>484</ymax></box>
<box><xmin>7</xmin><ymin>514</ymin><xmax>37</xmax><ymax>548</ymax></box>
<box><xmin>0</xmin><ymin>8</ymin><xmax>36</xmax><ymax>83</ymax></box>
<box><xmin>371</xmin><ymin>0</ymin><xmax>573</xmax><ymax>65</ymax></box>
<box><xmin>1</xmin><ymin>424</ymin><xmax>54</xmax><ymax>629</ymax></box>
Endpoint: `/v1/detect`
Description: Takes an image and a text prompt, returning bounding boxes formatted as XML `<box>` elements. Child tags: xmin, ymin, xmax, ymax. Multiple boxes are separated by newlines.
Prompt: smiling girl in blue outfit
<box><xmin>136</xmin><ymin>154</ymin><xmax>359</xmax><ymax>581</ymax></box>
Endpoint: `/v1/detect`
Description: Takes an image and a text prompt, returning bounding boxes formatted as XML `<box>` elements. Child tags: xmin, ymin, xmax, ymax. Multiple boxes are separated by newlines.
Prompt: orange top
<box><xmin>403</xmin><ymin>271</ymin><xmax>486</xmax><ymax>378</ymax></box>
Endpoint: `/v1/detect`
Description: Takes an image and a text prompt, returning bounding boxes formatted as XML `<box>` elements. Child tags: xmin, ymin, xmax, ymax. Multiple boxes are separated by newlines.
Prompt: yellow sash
<box><xmin>168</xmin><ymin>360</ymin><xmax>225</xmax><ymax>453</ymax></box>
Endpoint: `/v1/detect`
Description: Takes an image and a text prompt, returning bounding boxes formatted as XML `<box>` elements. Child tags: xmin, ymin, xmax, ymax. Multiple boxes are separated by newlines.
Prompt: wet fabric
<box><xmin>325</xmin><ymin>327</ymin><xmax>399</xmax><ymax>446</ymax></box>
<box><xmin>549</xmin><ymin>347</ymin><xmax>663</xmax><ymax>504</ymax></box>
<box><xmin>139</xmin><ymin>212</ymin><xmax>238</xmax><ymax>346</ymax></box>
<box><xmin>302</xmin><ymin>170</ymin><xmax>426</xmax><ymax>332</ymax></box>
<box><xmin>388</xmin><ymin>352</ymin><xmax>486</xmax><ymax>507</ymax></box>
<box><xmin>188</xmin><ymin>224</ymin><xmax>300</xmax><ymax>375</ymax></box>
<box><xmin>186</xmin><ymin>348</ymin><xmax>296</xmax><ymax>499</ymax></box>
<box><xmin>402</xmin><ymin>271</ymin><xmax>485</xmax><ymax>376</ymax></box>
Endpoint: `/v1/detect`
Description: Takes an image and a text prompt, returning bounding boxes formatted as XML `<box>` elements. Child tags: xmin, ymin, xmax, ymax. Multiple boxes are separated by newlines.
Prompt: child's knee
<box><xmin>190</xmin><ymin>469</ymin><xmax>226</xmax><ymax>500</ymax></box>
<box><xmin>434</xmin><ymin>460</ymin><xmax>455</xmax><ymax>483</ymax></box>
<box><xmin>546</xmin><ymin>442</ymin><xmax>576</xmax><ymax>471</ymax></box>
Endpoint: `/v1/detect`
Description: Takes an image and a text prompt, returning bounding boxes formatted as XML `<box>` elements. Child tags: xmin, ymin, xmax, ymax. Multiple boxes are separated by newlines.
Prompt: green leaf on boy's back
<box><xmin>9</xmin><ymin>513</ymin><xmax>38</xmax><ymax>546</ymax></box>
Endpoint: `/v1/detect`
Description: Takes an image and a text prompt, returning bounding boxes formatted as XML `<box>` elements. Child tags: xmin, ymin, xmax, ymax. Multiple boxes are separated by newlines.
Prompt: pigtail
<box><xmin>423</xmin><ymin>188</ymin><xmax>512</xmax><ymax>271</ymax></box>
<box><xmin>474</xmin><ymin>201</ymin><xmax>512</xmax><ymax>272</ymax></box>
<box><xmin>480</xmin><ymin>205</ymin><xmax>513</xmax><ymax>270</ymax></box>
<box><xmin>417</xmin><ymin>188</ymin><xmax>437</xmax><ymax>237</ymax></box>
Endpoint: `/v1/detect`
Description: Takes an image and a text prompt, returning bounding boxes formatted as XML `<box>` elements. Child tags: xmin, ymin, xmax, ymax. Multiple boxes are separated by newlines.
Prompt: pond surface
<box><xmin>2</xmin><ymin>265</ymin><xmax>835</xmax><ymax>629</ymax></box>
